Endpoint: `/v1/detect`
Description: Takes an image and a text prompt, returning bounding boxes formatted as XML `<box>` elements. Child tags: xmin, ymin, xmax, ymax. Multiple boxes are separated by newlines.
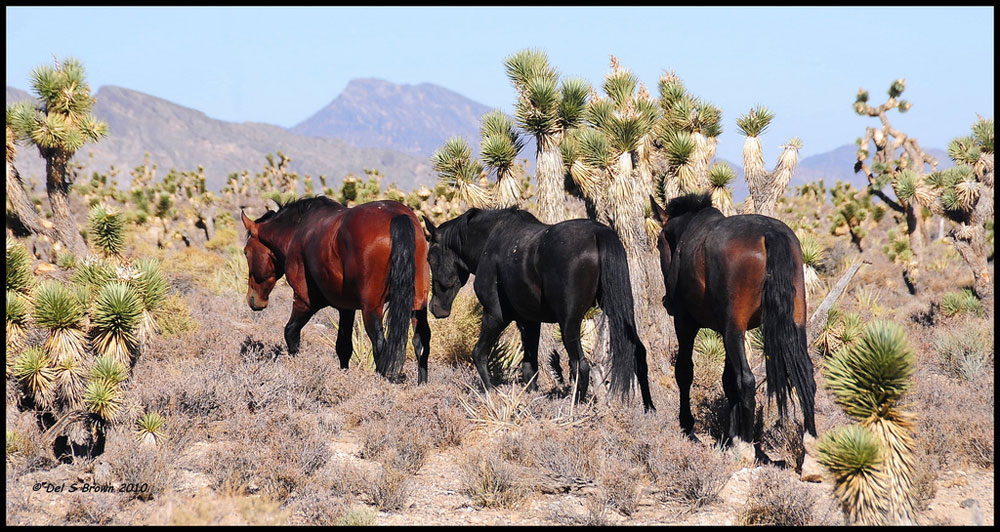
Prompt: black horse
<box><xmin>423</xmin><ymin>208</ymin><xmax>654</xmax><ymax>410</ymax></box>
<box><xmin>650</xmin><ymin>193</ymin><xmax>816</xmax><ymax>446</ymax></box>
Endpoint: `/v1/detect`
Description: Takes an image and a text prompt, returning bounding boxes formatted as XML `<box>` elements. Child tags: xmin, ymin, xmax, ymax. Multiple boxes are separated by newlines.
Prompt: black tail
<box><xmin>762</xmin><ymin>230</ymin><xmax>817</xmax><ymax>437</ymax></box>
<box><xmin>595</xmin><ymin>228</ymin><xmax>649</xmax><ymax>406</ymax></box>
<box><xmin>379</xmin><ymin>214</ymin><xmax>416</xmax><ymax>377</ymax></box>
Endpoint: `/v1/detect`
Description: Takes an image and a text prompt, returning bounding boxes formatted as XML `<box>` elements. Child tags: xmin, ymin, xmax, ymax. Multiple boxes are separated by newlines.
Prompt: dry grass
<box><xmin>737</xmin><ymin>466</ymin><xmax>815</xmax><ymax>525</ymax></box>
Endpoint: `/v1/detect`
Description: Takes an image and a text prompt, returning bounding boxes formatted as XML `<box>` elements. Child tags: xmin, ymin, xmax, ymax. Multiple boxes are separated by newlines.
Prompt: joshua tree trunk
<box><xmin>948</xmin><ymin>192</ymin><xmax>994</xmax><ymax>299</ymax></box>
<box><xmin>6</xmin><ymin>160</ymin><xmax>52</xmax><ymax>236</ymax></box>
<box><xmin>535</xmin><ymin>133</ymin><xmax>566</xmax><ymax>224</ymax></box>
<box><xmin>42</xmin><ymin>150</ymin><xmax>88</xmax><ymax>257</ymax></box>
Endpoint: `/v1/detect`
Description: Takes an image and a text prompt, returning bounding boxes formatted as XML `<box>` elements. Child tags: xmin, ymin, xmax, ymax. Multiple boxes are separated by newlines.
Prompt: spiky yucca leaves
<box><xmin>824</xmin><ymin>321</ymin><xmax>918</xmax><ymax>525</ymax></box>
<box><xmin>940</xmin><ymin>288</ymin><xmax>983</xmax><ymax>317</ymax></box>
<box><xmin>71</xmin><ymin>256</ymin><xmax>117</xmax><ymax>298</ymax></box>
<box><xmin>32</xmin><ymin>280</ymin><xmax>88</xmax><ymax>363</ymax></box>
<box><xmin>90</xmin><ymin>281</ymin><xmax>143</xmax><ymax>367</ymax></box>
<box><xmin>708</xmin><ymin>162</ymin><xmax>736</xmax><ymax>215</ymax></box>
<box><xmin>84</xmin><ymin>378</ymin><xmax>124</xmax><ymax>423</ymax></box>
<box><xmin>6</xmin><ymin>290</ymin><xmax>30</xmax><ymax>353</ymax></box>
<box><xmin>90</xmin><ymin>355</ymin><xmax>128</xmax><ymax>387</ymax></box>
<box><xmin>798</xmin><ymin>234</ymin><xmax>826</xmax><ymax>296</ymax></box>
<box><xmin>135</xmin><ymin>411</ymin><xmax>166</xmax><ymax>447</ymax></box>
<box><xmin>6</xmin><ymin>241</ymin><xmax>35</xmax><ymax>294</ymax></box>
<box><xmin>653</xmin><ymin>71</ymin><xmax>724</xmax><ymax>199</ymax></box>
<box><xmin>817</xmin><ymin>424</ymin><xmax>889</xmax><ymax>525</ymax></box>
<box><xmin>133</xmin><ymin>258</ymin><xmax>168</xmax><ymax>346</ymax></box>
<box><xmin>88</xmin><ymin>203</ymin><xmax>126</xmax><ymax>257</ymax></box>
<box><xmin>480</xmin><ymin>110</ymin><xmax>526</xmax><ymax>208</ymax></box>
<box><xmin>432</xmin><ymin>136</ymin><xmax>491</xmax><ymax>208</ymax></box>
<box><xmin>13</xmin><ymin>346</ymin><xmax>57</xmax><ymax>407</ymax></box>
<box><xmin>813</xmin><ymin>308</ymin><xmax>843</xmax><ymax>358</ymax></box>
<box><xmin>53</xmin><ymin>355</ymin><xmax>88</xmax><ymax>408</ymax></box>
<box><xmin>489</xmin><ymin>327</ymin><xmax>525</xmax><ymax>384</ymax></box>
<box><xmin>694</xmin><ymin>329</ymin><xmax>726</xmax><ymax>360</ymax></box>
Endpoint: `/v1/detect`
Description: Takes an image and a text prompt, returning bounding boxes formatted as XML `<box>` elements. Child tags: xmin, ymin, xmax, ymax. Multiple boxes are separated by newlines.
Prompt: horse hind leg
<box><xmin>674</xmin><ymin>317</ymin><xmax>698</xmax><ymax>440</ymax></box>
<box><xmin>517</xmin><ymin>321</ymin><xmax>541</xmax><ymax>391</ymax></box>
<box><xmin>722</xmin><ymin>324</ymin><xmax>755</xmax><ymax>446</ymax></box>
<box><xmin>335</xmin><ymin>309</ymin><xmax>355</xmax><ymax>369</ymax></box>
<box><xmin>361</xmin><ymin>307</ymin><xmax>391</xmax><ymax>378</ymax></box>
<box><xmin>559</xmin><ymin>319</ymin><xmax>591</xmax><ymax>403</ymax></box>
<box><xmin>412</xmin><ymin>308</ymin><xmax>431</xmax><ymax>384</ymax></box>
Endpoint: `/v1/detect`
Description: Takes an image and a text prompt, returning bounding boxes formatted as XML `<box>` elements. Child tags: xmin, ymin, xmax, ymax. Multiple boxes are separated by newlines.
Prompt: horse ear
<box><xmin>241</xmin><ymin>210</ymin><xmax>258</xmax><ymax>238</ymax></box>
<box><xmin>422</xmin><ymin>215</ymin><xmax>437</xmax><ymax>242</ymax></box>
<box><xmin>650</xmin><ymin>195</ymin><xmax>669</xmax><ymax>225</ymax></box>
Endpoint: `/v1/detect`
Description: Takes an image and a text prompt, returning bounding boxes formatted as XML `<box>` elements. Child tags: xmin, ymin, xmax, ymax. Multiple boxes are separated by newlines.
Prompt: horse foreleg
<box><xmin>335</xmin><ymin>309</ymin><xmax>356</xmax><ymax>369</ymax></box>
<box><xmin>412</xmin><ymin>308</ymin><xmax>431</xmax><ymax>384</ymax></box>
<box><xmin>284</xmin><ymin>300</ymin><xmax>317</xmax><ymax>355</ymax></box>
<box><xmin>472</xmin><ymin>313</ymin><xmax>508</xmax><ymax>391</ymax></box>
<box><xmin>722</xmin><ymin>326</ymin><xmax>755</xmax><ymax>445</ymax></box>
<box><xmin>516</xmin><ymin>321</ymin><xmax>541</xmax><ymax>391</ymax></box>
<box><xmin>674</xmin><ymin>318</ymin><xmax>698</xmax><ymax>439</ymax></box>
<box><xmin>559</xmin><ymin>319</ymin><xmax>591</xmax><ymax>403</ymax></box>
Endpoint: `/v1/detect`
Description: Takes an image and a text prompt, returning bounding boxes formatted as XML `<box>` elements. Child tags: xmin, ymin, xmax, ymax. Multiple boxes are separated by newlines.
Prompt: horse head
<box><xmin>242</xmin><ymin>210</ymin><xmax>284</xmax><ymax>311</ymax></box>
<box><xmin>423</xmin><ymin>215</ymin><xmax>470</xmax><ymax>319</ymax></box>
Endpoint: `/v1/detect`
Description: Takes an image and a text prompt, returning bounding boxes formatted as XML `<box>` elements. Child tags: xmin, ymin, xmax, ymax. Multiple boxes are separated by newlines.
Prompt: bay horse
<box><xmin>650</xmin><ymin>193</ymin><xmax>816</xmax><ymax>447</ymax></box>
<box><xmin>241</xmin><ymin>196</ymin><xmax>432</xmax><ymax>382</ymax></box>
<box><xmin>423</xmin><ymin>207</ymin><xmax>654</xmax><ymax>410</ymax></box>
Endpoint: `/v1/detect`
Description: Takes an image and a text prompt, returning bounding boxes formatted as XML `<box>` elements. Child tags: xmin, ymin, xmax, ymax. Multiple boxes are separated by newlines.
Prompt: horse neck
<box><xmin>257</xmin><ymin>220</ymin><xmax>292</xmax><ymax>261</ymax></box>
<box><xmin>447</xmin><ymin>211</ymin><xmax>509</xmax><ymax>272</ymax></box>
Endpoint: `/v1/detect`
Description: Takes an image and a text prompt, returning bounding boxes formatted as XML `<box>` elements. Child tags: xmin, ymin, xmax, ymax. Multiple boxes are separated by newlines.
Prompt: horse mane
<box><xmin>438</xmin><ymin>207</ymin><xmax>539</xmax><ymax>249</ymax></box>
<box><xmin>665</xmin><ymin>192</ymin><xmax>714</xmax><ymax>218</ymax></box>
<box><xmin>248</xmin><ymin>195</ymin><xmax>344</xmax><ymax>238</ymax></box>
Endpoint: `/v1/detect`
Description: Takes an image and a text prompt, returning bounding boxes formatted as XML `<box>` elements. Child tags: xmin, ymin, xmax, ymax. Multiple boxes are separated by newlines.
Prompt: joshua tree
<box><xmin>479</xmin><ymin>110</ymin><xmax>527</xmax><ymax>208</ymax></box>
<box><xmin>853</xmin><ymin>79</ymin><xmax>939</xmax><ymax>291</ymax></box>
<box><xmin>819</xmin><ymin>320</ymin><xmax>918</xmax><ymax>525</ymax></box>
<box><xmin>650</xmin><ymin>71</ymin><xmax>725</xmax><ymax>206</ymax></box>
<box><xmin>431</xmin><ymin>137</ymin><xmax>491</xmax><ymax>209</ymax></box>
<box><xmin>737</xmin><ymin>106</ymin><xmax>802</xmax><ymax>217</ymax></box>
<box><xmin>504</xmin><ymin>48</ymin><xmax>590</xmax><ymax>224</ymax></box>
<box><xmin>828</xmin><ymin>181</ymin><xmax>882</xmax><ymax>253</ymax></box>
<box><xmin>925</xmin><ymin>117</ymin><xmax>994</xmax><ymax>298</ymax></box>
<box><xmin>7</xmin><ymin>57</ymin><xmax>108</xmax><ymax>257</ymax></box>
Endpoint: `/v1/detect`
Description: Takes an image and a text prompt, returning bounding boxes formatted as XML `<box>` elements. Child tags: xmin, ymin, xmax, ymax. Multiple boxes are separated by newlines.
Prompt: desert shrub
<box><xmin>913</xmin><ymin>372</ymin><xmax>994</xmax><ymax>469</ymax></box>
<box><xmin>598</xmin><ymin>455</ymin><xmax>642</xmax><ymax>516</ymax></box>
<box><xmin>397</xmin><ymin>385</ymin><xmax>468</xmax><ymax>448</ymax></box>
<box><xmin>5</xmin><ymin>410</ymin><xmax>55</xmax><ymax>475</ymax></box>
<box><xmin>358</xmin><ymin>417</ymin><xmax>431</xmax><ymax>474</ymax></box>
<box><xmin>933</xmin><ymin>318</ymin><xmax>993</xmax><ymax>381</ymax></box>
<box><xmin>155</xmin><ymin>293</ymin><xmax>198</xmax><ymax>336</ymax></box>
<box><xmin>428</xmin><ymin>289</ymin><xmax>482</xmax><ymax>364</ymax></box>
<box><xmin>460</xmin><ymin>449</ymin><xmax>525</xmax><ymax>509</ymax></box>
<box><xmin>737</xmin><ymin>466</ymin><xmax>814</xmax><ymax>525</ymax></box>
<box><xmin>286</xmin><ymin>489</ymin><xmax>346</xmax><ymax>526</ymax></box>
<box><xmin>102</xmin><ymin>425</ymin><xmax>179</xmax><ymax>501</ymax></box>
<box><xmin>336</xmin><ymin>505</ymin><xmax>377</xmax><ymax>526</ymax></box>
<box><xmin>61</xmin><ymin>490</ymin><xmax>122</xmax><ymax>525</ymax></box>
<box><xmin>647</xmin><ymin>435</ymin><xmax>733</xmax><ymax>507</ymax></box>
<box><xmin>205</xmin><ymin>226</ymin><xmax>239</xmax><ymax>252</ymax></box>
<box><xmin>365</xmin><ymin>464</ymin><xmax>412</xmax><ymax>511</ymax></box>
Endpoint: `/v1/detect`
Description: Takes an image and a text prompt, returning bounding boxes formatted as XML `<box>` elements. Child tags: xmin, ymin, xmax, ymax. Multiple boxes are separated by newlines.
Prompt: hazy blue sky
<box><xmin>5</xmin><ymin>6</ymin><xmax>995</xmax><ymax>165</ymax></box>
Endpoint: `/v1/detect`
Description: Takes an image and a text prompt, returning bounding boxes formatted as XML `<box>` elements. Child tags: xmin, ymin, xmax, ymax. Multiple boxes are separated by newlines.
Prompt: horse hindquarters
<box><xmin>761</xmin><ymin>231</ymin><xmax>817</xmax><ymax>437</ymax></box>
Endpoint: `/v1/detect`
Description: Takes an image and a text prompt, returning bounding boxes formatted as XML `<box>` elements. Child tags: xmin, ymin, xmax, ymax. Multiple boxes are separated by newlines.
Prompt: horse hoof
<box><xmin>684</xmin><ymin>431</ymin><xmax>702</xmax><ymax>444</ymax></box>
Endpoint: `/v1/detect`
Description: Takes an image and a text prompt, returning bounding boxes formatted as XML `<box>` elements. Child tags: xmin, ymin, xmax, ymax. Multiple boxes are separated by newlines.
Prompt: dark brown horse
<box><xmin>241</xmin><ymin>197</ymin><xmax>432</xmax><ymax>382</ymax></box>
<box><xmin>650</xmin><ymin>193</ymin><xmax>816</xmax><ymax>448</ymax></box>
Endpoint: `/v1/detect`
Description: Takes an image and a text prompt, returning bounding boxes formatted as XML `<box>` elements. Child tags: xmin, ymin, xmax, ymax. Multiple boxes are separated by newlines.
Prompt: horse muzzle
<box><xmin>430</xmin><ymin>300</ymin><xmax>451</xmax><ymax>319</ymax></box>
<box><xmin>247</xmin><ymin>292</ymin><xmax>268</xmax><ymax>311</ymax></box>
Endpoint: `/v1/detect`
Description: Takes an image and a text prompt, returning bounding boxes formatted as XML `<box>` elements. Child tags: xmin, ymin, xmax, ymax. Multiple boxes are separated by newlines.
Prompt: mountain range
<box><xmin>6</xmin><ymin>82</ymin><xmax>952</xmax><ymax>201</ymax></box>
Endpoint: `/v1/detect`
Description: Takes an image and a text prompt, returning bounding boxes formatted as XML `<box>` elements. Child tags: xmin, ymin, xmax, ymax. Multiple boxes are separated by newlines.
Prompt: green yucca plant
<box><xmin>14</xmin><ymin>346</ymin><xmax>57</xmax><ymax>407</ymax></box>
<box><xmin>90</xmin><ymin>281</ymin><xmax>143</xmax><ymax>366</ymax></box>
<box><xmin>53</xmin><ymin>355</ymin><xmax>88</xmax><ymax>408</ymax></box>
<box><xmin>319</xmin><ymin>315</ymin><xmax>375</xmax><ymax>373</ymax></box>
<box><xmin>135</xmin><ymin>411</ymin><xmax>166</xmax><ymax>447</ymax></box>
<box><xmin>813</xmin><ymin>308</ymin><xmax>843</xmax><ymax>358</ymax></box>
<box><xmin>817</xmin><ymin>424</ymin><xmax>889</xmax><ymax>525</ymax></box>
<box><xmin>83</xmin><ymin>378</ymin><xmax>124</xmax><ymax>423</ymax></box>
<box><xmin>939</xmin><ymin>288</ymin><xmax>983</xmax><ymax>317</ymax></box>
<box><xmin>694</xmin><ymin>329</ymin><xmax>726</xmax><ymax>360</ymax></box>
<box><xmin>798</xmin><ymin>235</ymin><xmax>826</xmax><ymax>295</ymax></box>
<box><xmin>32</xmin><ymin>280</ymin><xmax>88</xmax><ymax>363</ymax></box>
<box><xmin>823</xmin><ymin>321</ymin><xmax>918</xmax><ymax>525</ymax></box>
<box><xmin>489</xmin><ymin>328</ymin><xmax>525</xmax><ymax>384</ymax></box>
<box><xmin>6</xmin><ymin>241</ymin><xmax>35</xmax><ymax>294</ymax></box>
<box><xmin>432</xmin><ymin>136</ymin><xmax>491</xmax><ymax>208</ymax></box>
<box><xmin>88</xmin><ymin>203</ymin><xmax>126</xmax><ymax>257</ymax></box>
<box><xmin>90</xmin><ymin>355</ymin><xmax>128</xmax><ymax>387</ymax></box>
<box><xmin>6</xmin><ymin>290</ymin><xmax>30</xmax><ymax>351</ymax></box>
<box><xmin>134</xmin><ymin>258</ymin><xmax>169</xmax><ymax>344</ymax></box>
<box><xmin>71</xmin><ymin>257</ymin><xmax>117</xmax><ymax>295</ymax></box>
